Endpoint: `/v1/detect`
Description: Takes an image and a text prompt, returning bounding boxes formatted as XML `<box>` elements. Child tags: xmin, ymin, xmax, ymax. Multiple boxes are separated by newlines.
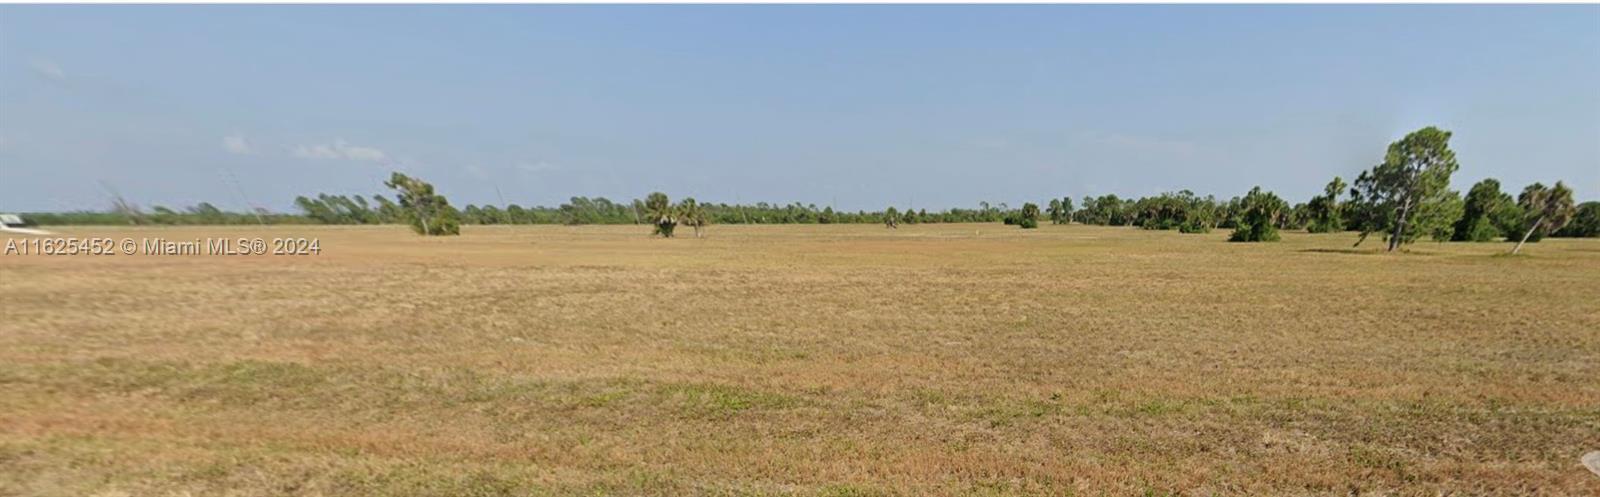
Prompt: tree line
<box><xmin>1026</xmin><ymin>127</ymin><xmax>1592</xmax><ymax>250</ymax></box>
<box><xmin>17</xmin><ymin>127</ymin><xmax>1599</xmax><ymax>248</ymax></box>
<box><xmin>21</xmin><ymin>202</ymin><xmax>311</xmax><ymax>226</ymax></box>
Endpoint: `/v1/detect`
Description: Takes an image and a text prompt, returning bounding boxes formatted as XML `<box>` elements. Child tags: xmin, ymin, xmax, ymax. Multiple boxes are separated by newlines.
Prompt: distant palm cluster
<box><xmin>19</xmin><ymin>128</ymin><xmax>1598</xmax><ymax>251</ymax></box>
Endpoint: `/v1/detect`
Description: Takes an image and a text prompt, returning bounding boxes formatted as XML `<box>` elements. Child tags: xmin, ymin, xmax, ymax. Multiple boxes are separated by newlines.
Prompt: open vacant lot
<box><xmin>2</xmin><ymin>224</ymin><xmax>1597</xmax><ymax>496</ymax></box>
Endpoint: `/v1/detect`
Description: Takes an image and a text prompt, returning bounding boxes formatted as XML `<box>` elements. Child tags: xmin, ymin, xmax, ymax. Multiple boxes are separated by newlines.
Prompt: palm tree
<box><xmin>644</xmin><ymin>192</ymin><xmax>677</xmax><ymax>237</ymax></box>
<box><xmin>1511</xmin><ymin>181</ymin><xmax>1575</xmax><ymax>255</ymax></box>
<box><xmin>678</xmin><ymin>197</ymin><xmax>707</xmax><ymax>238</ymax></box>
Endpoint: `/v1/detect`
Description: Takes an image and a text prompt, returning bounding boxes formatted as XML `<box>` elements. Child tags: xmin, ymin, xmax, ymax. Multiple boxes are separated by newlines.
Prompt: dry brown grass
<box><xmin>2</xmin><ymin>223</ymin><xmax>1597</xmax><ymax>496</ymax></box>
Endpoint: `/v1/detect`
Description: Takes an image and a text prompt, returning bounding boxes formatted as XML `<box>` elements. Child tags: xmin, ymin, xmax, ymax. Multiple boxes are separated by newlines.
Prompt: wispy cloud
<box><xmin>222</xmin><ymin>135</ymin><xmax>253</xmax><ymax>155</ymax></box>
<box><xmin>27</xmin><ymin>58</ymin><xmax>68</xmax><ymax>86</ymax></box>
<box><xmin>292</xmin><ymin>139</ymin><xmax>388</xmax><ymax>163</ymax></box>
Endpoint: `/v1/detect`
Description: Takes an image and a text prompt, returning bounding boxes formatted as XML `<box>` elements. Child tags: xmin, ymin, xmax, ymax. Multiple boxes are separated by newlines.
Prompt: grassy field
<box><xmin>2</xmin><ymin>223</ymin><xmax>1597</xmax><ymax>496</ymax></box>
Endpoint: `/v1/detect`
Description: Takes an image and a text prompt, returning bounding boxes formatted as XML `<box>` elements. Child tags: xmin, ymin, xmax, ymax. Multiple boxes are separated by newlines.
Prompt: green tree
<box><xmin>1283</xmin><ymin>202</ymin><xmax>1310</xmax><ymax>230</ymax></box>
<box><xmin>644</xmin><ymin>192</ymin><xmax>677</xmax><ymax>237</ymax></box>
<box><xmin>1018</xmin><ymin>202</ymin><xmax>1040</xmax><ymax>229</ymax></box>
<box><xmin>1305</xmin><ymin>176</ymin><xmax>1346</xmax><ymax>233</ymax></box>
<box><xmin>1510</xmin><ymin>182</ymin><xmax>1576</xmax><ymax>255</ymax></box>
<box><xmin>1179</xmin><ymin>194</ymin><xmax>1216</xmax><ymax>233</ymax></box>
<box><xmin>384</xmin><ymin>172</ymin><xmax>460</xmax><ymax>235</ymax></box>
<box><xmin>678</xmin><ymin>197</ymin><xmax>708</xmax><ymax>238</ymax></box>
<box><xmin>884</xmin><ymin>206</ymin><xmax>899</xmax><ymax>229</ymax></box>
<box><xmin>1347</xmin><ymin>127</ymin><xmax>1461</xmax><ymax>251</ymax></box>
<box><xmin>149</xmin><ymin>205</ymin><xmax>180</xmax><ymax>225</ymax></box>
<box><xmin>1130</xmin><ymin>190</ymin><xmax>1212</xmax><ymax>233</ymax></box>
<box><xmin>1228</xmin><ymin>187</ymin><xmax>1285</xmax><ymax>242</ymax></box>
<box><xmin>1344</xmin><ymin>185</ymin><xmax>1384</xmax><ymax>247</ymax></box>
<box><xmin>505</xmin><ymin>204</ymin><xmax>529</xmax><ymax>224</ymax></box>
<box><xmin>1047</xmin><ymin>198</ymin><xmax>1074</xmax><ymax>225</ymax></box>
<box><xmin>1414</xmin><ymin>191</ymin><xmax>1464</xmax><ymax>242</ymax></box>
<box><xmin>372</xmin><ymin>195</ymin><xmax>404</xmax><ymax>223</ymax></box>
<box><xmin>1555</xmin><ymin>202</ymin><xmax>1600</xmax><ymax>238</ymax></box>
<box><xmin>185</xmin><ymin>202</ymin><xmax>226</xmax><ymax>224</ymax></box>
<box><xmin>294</xmin><ymin>195</ymin><xmax>338</xmax><ymax>224</ymax></box>
<box><xmin>1075</xmin><ymin>194</ymin><xmax>1125</xmax><ymax>225</ymax></box>
<box><xmin>479</xmin><ymin>205</ymin><xmax>504</xmax><ymax>225</ymax></box>
<box><xmin>1452</xmin><ymin>179</ymin><xmax>1516</xmax><ymax>242</ymax></box>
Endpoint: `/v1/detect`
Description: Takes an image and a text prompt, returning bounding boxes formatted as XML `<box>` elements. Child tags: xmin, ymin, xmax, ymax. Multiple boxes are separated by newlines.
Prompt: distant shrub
<box><xmin>1229</xmin><ymin>187</ymin><xmax>1284</xmax><ymax>242</ymax></box>
<box><xmin>1178</xmin><ymin>217</ymin><xmax>1211</xmax><ymax>234</ymax></box>
<box><xmin>1018</xmin><ymin>203</ymin><xmax>1040</xmax><ymax>229</ymax></box>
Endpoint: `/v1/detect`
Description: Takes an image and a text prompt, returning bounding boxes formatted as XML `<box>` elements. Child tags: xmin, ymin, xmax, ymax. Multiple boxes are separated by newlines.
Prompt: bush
<box><xmin>1228</xmin><ymin>187</ymin><xmax>1284</xmax><ymax>242</ymax></box>
<box><xmin>1018</xmin><ymin>203</ymin><xmax>1040</xmax><ymax>229</ymax></box>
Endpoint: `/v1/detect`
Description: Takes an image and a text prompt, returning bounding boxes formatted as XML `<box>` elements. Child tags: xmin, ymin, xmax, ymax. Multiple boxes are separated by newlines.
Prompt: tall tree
<box><xmin>384</xmin><ymin>172</ymin><xmax>460</xmax><ymax>236</ymax></box>
<box><xmin>1511</xmin><ymin>182</ymin><xmax>1576</xmax><ymax>254</ymax></box>
<box><xmin>1347</xmin><ymin>127</ymin><xmax>1461</xmax><ymax>251</ymax></box>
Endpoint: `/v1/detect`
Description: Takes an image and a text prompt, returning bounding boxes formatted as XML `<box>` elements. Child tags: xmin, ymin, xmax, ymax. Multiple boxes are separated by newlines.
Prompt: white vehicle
<box><xmin>0</xmin><ymin>213</ymin><xmax>52</xmax><ymax>235</ymax></box>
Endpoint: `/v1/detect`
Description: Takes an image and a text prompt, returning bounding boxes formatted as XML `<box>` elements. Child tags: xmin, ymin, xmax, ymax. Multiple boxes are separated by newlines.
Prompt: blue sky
<box><xmin>2</xmin><ymin>5</ymin><xmax>1596</xmax><ymax>212</ymax></box>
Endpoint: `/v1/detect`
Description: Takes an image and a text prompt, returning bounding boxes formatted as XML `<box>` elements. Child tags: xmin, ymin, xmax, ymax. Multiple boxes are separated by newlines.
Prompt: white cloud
<box><xmin>222</xmin><ymin>135</ymin><xmax>253</xmax><ymax>155</ymax></box>
<box><xmin>292</xmin><ymin>139</ymin><xmax>388</xmax><ymax>163</ymax></box>
<box><xmin>28</xmin><ymin>58</ymin><xmax>66</xmax><ymax>84</ymax></box>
